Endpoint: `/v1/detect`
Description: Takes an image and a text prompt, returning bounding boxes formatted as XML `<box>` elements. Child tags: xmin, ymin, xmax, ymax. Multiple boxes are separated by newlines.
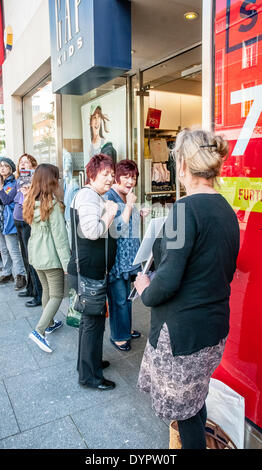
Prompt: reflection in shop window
<box><xmin>0</xmin><ymin>76</ymin><xmax>5</xmax><ymax>154</ymax></box>
<box><xmin>241</xmin><ymin>81</ymin><xmax>256</xmax><ymax>118</ymax></box>
<box><xmin>242</xmin><ymin>41</ymin><xmax>258</xmax><ymax>69</ymax></box>
<box><xmin>32</xmin><ymin>83</ymin><xmax>56</xmax><ymax>164</ymax></box>
<box><xmin>23</xmin><ymin>80</ymin><xmax>56</xmax><ymax>165</ymax></box>
<box><xmin>215</xmin><ymin>50</ymin><xmax>223</xmax><ymax>126</ymax></box>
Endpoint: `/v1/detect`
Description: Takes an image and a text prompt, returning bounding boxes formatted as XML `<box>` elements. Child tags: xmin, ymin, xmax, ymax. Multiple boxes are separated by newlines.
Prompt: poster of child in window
<box><xmin>81</xmin><ymin>86</ymin><xmax>126</xmax><ymax>166</ymax></box>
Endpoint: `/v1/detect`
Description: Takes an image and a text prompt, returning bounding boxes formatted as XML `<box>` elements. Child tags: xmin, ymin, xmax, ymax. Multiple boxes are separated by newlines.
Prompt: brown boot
<box><xmin>14</xmin><ymin>275</ymin><xmax>27</xmax><ymax>290</ymax></box>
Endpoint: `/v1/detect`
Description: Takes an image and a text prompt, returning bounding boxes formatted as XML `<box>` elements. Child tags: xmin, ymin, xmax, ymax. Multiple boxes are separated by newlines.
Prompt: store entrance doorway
<box><xmin>139</xmin><ymin>44</ymin><xmax>202</xmax><ymax>226</ymax></box>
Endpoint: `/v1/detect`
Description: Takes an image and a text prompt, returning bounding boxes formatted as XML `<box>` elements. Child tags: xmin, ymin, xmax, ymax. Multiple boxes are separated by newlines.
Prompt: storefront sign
<box><xmin>214</xmin><ymin>0</ymin><xmax>262</xmax><ymax>429</ymax></box>
<box><xmin>146</xmin><ymin>108</ymin><xmax>162</xmax><ymax>128</ymax></box>
<box><xmin>48</xmin><ymin>0</ymin><xmax>131</xmax><ymax>94</ymax></box>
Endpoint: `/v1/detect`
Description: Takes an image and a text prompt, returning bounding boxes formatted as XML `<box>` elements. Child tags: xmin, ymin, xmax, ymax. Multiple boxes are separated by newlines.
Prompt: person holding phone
<box><xmin>105</xmin><ymin>159</ymin><xmax>149</xmax><ymax>352</ymax></box>
<box><xmin>0</xmin><ymin>156</ymin><xmax>27</xmax><ymax>289</ymax></box>
<box><xmin>14</xmin><ymin>154</ymin><xmax>42</xmax><ymax>307</ymax></box>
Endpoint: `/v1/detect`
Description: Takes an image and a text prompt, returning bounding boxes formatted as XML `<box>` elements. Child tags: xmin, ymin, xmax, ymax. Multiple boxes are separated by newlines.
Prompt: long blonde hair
<box><xmin>23</xmin><ymin>163</ymin><xmax>64</xmax><ymax>224</ymax></box>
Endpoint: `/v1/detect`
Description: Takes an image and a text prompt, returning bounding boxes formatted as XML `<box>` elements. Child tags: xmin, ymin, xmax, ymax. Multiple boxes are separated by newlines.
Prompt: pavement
<box><xmin>0</xmin><ymin>274</ymin><xmax>169</xmax><ymax>450</ymax></box>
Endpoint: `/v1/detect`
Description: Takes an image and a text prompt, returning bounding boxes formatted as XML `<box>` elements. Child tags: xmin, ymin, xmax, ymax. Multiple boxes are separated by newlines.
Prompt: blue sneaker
<box><xmin>29</xmin><ymin>330</ymin><xmax>53</xmax><ymax>353</ymax></box>
<box><xmin>45</xmin><ymin>320</ymin><xmax>63</xmax><ymax>334</ymax></box>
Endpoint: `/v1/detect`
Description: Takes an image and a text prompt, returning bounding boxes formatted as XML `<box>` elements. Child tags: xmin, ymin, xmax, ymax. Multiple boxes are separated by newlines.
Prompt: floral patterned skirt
<box><xmin>137</xmin><ymin>323</ymin><xmax>227</xmax><ymax>421</ymax></box>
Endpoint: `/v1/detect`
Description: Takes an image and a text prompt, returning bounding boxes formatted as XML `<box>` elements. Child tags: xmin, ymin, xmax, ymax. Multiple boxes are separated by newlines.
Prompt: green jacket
<box><xmin>28</xmin><ymin>200</ymin><xmax>70</xmax><ymax>272</ymax></box>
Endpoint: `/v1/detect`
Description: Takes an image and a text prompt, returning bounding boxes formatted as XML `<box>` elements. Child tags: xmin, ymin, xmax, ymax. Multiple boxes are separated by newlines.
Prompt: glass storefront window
<box><xmin>23</xmin><ymin>78</ymin><xmax>57</xmax><ymax>164</ymax></box>
<box><xmin>0</xmin><ymin>75</ymin><xmax>6</xmax><ymax>154</ymax></box>
<box><xmin>213</xmin><ymin>0</ymin><xmax>262</xmax><ymax>429</ymax></box>
<box><xmin>61</xmin><ymin>76</ymin><xmax>127</xmax><ymax>190</ymax></box>
<box><xmin>134</xmin><ymin>46</ymin><xmax>202</xmax><ymax>230</ymax></box>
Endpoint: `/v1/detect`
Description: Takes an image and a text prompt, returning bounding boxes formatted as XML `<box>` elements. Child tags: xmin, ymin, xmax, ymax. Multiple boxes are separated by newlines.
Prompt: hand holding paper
<box><xmin>134</xmin><ymin>271</ymin><xmax>151</xmax><ymax>296</ymax></box>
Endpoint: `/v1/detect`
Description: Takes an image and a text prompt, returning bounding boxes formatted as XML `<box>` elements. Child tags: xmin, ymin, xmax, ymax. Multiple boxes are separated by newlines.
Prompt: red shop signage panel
<box><xmin>214</xmin><ymin>0</ymin><xmax>262</xmax><ymax>429</ymax></box>
<box><xmin>146</xmin><ymin>107</ymin><xmax>162</xmax><ymax>128</ymax></box>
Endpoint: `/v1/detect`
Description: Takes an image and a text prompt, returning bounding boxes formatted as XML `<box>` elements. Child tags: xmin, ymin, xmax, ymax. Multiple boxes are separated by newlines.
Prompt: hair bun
<box><xmin>212</xmin><ymin>135</ymin><xmax>228</xmax><ymax>159</ymax></box>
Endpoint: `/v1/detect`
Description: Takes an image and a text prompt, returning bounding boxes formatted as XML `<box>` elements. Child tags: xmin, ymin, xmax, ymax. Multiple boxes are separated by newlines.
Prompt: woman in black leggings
<box><xmin>135</xmin><ymin>129</ymin><xmax>239</xmax><ymax>449</ymax></box>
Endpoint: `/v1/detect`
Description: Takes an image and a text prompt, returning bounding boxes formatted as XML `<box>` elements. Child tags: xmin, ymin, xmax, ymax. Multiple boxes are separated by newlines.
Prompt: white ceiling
<box><xmin>130</xmin><ymin>0</ymin><xmax>202</xmax><ymax>72</ymax></box>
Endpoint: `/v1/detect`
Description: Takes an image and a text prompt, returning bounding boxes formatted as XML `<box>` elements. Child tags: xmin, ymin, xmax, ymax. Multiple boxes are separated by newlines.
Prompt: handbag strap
<box><xmin>72</xmin><ymin>188</ymin><xmax>109</xmax><ymax>293</ymax></box>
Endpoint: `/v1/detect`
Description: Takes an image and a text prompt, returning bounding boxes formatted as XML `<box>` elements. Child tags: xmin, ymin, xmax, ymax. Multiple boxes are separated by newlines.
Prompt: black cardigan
<box><xmin>141</xmin><ymin>194</ymin><xmax>240</xmax><ymax>356</ymax></box>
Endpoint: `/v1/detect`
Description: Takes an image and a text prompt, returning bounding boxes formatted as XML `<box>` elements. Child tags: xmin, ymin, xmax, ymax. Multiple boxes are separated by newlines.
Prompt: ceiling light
<box><xmin>181</xmin><ymin>64</ymin><xmax>202</xmax><ymax>78</ymax></box>
<box><xmin>184</xmin><ymin>11</ymin><xmax>199</xmax><ymax>21</ymax></box>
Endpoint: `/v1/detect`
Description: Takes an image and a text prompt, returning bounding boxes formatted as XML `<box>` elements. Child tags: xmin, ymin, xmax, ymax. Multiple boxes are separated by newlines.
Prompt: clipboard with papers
<box><xmin>128</xmin><ymin>216</ymin><xmax>167</xmax><ymax>301</ymax></box>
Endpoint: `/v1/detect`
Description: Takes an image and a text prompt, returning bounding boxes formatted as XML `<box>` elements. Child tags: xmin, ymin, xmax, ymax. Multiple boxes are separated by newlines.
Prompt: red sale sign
<box><xmin>146</xmin><ymin>107</ymin><xmax>162</xmax><ymax>128</ymax></box>
<box><xmin>214</xmin><ymin>0</ymin><xmax>262</xmax><ymax>429</ymax></box>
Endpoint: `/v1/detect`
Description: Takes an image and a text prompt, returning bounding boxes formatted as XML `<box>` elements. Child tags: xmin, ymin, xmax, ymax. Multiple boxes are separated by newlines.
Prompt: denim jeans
<box><xmin>107</xmin><ymin>276</ymin><xmax>132</xmax><ymax>342</ymax></box>
<box><xmin>0</xmin><ymin>231</ymin><xmax>26</xmax><ymax>278</ymax></box>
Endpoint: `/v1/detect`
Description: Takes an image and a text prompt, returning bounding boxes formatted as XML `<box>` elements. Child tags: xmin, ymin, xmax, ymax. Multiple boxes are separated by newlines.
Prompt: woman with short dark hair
<box><xmin>105</xmin><ymin>159</ymin><xmax>149</xmax><ymax>352</ymax></box>
<box><xmin>67</xmin><ymin>153</ymin><xmax>118</xmax><ymax>391</ymax></box>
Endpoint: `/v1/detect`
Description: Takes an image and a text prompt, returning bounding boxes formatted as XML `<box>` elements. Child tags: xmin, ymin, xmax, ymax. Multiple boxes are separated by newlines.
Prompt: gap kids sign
<box><xmin>48</xmin><ymin>0</ymin><xmax>131</xmax><ymax>94</ymax></box>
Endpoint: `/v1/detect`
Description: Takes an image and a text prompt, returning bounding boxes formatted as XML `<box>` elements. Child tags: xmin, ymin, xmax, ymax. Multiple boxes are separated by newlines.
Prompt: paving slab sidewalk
<box><xmin>0</xmin><ymin>278</ymin><xmax>169</xmax><ymax>450</ymax></box>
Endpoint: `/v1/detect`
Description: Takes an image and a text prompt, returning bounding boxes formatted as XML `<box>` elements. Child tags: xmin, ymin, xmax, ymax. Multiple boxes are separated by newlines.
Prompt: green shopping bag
<box><xmin>66</xmin><ymin>288</ymin><xmax>81</xmax><ymax>328</ymax></box>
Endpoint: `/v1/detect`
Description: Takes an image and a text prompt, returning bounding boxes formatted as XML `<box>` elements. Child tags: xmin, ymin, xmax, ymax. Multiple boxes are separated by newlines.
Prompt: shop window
<box><xmin>242</xmin><ymin>41</ymin><xmax>258</xmax><ymax>69</ymax></box>
<box><xmin>215</xmin><ymin>50</ymin><xmax>224</xmax><ymax>126</ymax></box>
<box><xmin>241</xmin><ymin>81</ymin><xmax>256</xmax><ymax>118</ymax></box>
<box><xmin>0</xmin><ymin>75</ymin><xmax>6</xmax><ymax>154</ymax></box>
<box><xmin>61</xmin><ymin>76</ymin><xmax>127</xmax><ymax>191</ymax></box>
<box><xmin>23</xmin><ymin>78</ymin><xmax>57</xmax><ymax>165</ymax></box>
<box><xmin>141</xmin><ymin>45</ymin><xmax>202</xmax><ymax>223</ymax></box>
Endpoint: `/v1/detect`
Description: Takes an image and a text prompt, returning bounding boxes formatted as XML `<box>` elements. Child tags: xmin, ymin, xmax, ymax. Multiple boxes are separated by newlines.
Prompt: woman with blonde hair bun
<box><xmin>135</xmin><ymin>128</ymin><xmax>240</xmax><ymax>449</ymax></box>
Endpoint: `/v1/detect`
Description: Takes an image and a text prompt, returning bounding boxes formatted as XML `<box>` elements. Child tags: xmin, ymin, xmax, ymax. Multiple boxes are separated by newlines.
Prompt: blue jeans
<box><xmin>0</xmin><ymin>231</ymin><xmax>26</xmax><ymax>278</ymax></box>
<box><xmin>107</xmin><ymin>276</ymin><xmax>132</xmax><ymax>342</ymax></box>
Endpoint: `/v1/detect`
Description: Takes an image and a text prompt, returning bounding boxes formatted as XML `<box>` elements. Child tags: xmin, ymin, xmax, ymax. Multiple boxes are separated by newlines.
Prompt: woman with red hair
<box><xmin>67</xmin><ymin>154</ymin><xmax>118</xmax><ymax>391</ymax></box>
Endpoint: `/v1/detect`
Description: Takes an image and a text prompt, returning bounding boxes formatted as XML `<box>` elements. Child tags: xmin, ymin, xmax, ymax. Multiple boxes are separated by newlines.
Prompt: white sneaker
<box><xmin>29</xmin><ymin>330</ymin><xmax>53</xmax><ymax>353</ymax></box>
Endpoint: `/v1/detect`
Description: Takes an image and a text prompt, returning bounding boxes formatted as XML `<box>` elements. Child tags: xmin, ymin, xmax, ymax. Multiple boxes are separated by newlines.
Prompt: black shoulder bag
<box><xmin>72</xmin><ymin>189</ymin><xmax>108</xmax><ymax>316</ymax></box>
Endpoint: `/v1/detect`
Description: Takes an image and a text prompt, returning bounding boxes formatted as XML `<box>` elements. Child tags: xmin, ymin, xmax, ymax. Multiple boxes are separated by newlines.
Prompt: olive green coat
<box><xmin>28</xmin><ymin>201</ymin><xmax>70</xmax><ymax>272</ymax></box>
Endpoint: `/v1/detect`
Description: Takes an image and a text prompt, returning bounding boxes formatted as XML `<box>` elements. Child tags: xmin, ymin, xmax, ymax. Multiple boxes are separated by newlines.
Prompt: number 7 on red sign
<box><xmin>231</xmin><ymin>84</ymin><xmax>262</xmax><ymax>156</ymax></box>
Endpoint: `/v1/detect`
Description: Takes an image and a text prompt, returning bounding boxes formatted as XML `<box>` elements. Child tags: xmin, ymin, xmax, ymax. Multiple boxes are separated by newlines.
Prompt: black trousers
<box><xmin>69</xmin><ymin>275</ymin><xmax>106</xmax><ymax>387</ymax></box>
<box><xmin>177</xmin><ymin>403</ymin><xmax>207</xmax><ymax>449</ymax></box>
<box><xmin>14</xmin><ymin>220</ymin><xmax>42</xmax><ymax>301</ymax></box>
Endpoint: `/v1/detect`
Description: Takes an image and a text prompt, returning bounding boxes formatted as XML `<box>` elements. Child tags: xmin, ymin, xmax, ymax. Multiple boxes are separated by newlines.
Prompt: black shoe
<box><xmin>131</xmin><ymin>330</ymin><xmax>141</xmax><ymax>339</ymax></box>
<box><xmin>97</xmin><ymin>379</ymin><xmax>115</xmax><ymax>391</ymax></box>
<box><xmin>102</xmin><ymin>360</ymin><xmax>110</xmax><ymax>369</ymax></box>
<box><xmin>110</xmin><ymin>338</ymin><xmax>131</xmax><ymax>351</ymax></box>
<box><xmin>18</xmin><ymin>290</ymin><xmax>33</xmax><ymax>298</ymax></box>
<box><xmin>0</xmin><ymin>274</ymin><xmax>14</xmax><ymax>284</ymax></box>
<box><xmin>80</xmin><ymin>378</ymin><xmax>116</xmax><ymax>391</ymax></box>
<box><xmin>25</xmin><ymin>299</ymin><xmax>42</xmax><ymax>307</ymax></box>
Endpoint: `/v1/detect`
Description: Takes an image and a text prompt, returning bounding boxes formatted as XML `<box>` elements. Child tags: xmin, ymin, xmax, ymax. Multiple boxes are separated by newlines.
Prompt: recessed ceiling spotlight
<box><xmin>184</xmin><ymin>11</ymin><xmax>199</xmax><ymax>21</ymax></box>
